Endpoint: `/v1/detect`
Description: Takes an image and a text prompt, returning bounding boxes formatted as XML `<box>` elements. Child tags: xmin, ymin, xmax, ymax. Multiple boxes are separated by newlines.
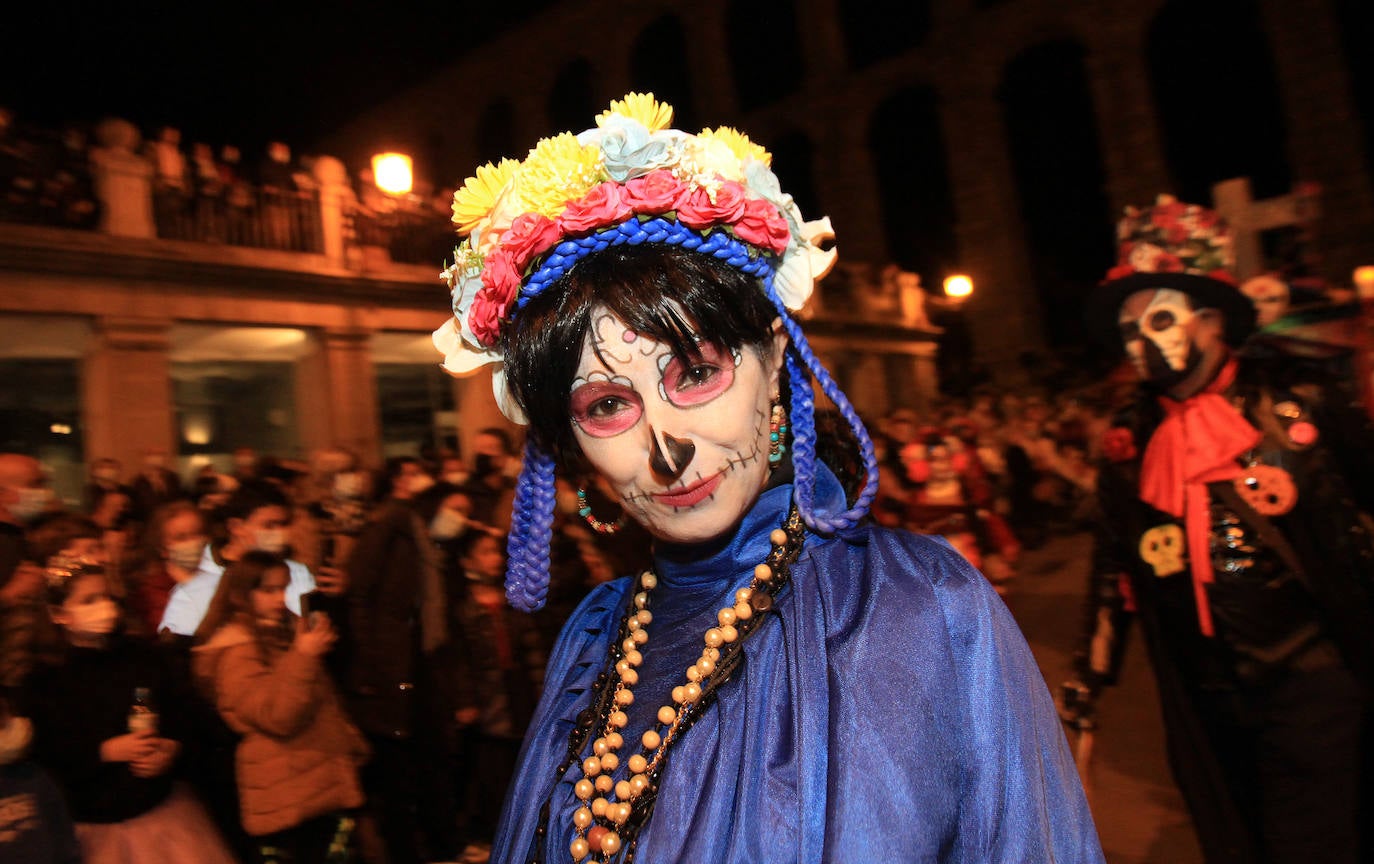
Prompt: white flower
<box><xmin>578</xmin><ymin>118</ymin><xmax>684</xmax><ymax>183</ymax></box>
<box><xmin>772</xmin><ymin>217</ymin><xmax>837</xmax><ymax>310</ymax></box>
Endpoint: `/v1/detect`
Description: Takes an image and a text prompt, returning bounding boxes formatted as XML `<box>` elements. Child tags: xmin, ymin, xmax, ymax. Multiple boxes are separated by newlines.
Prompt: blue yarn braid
<box><xmin>501</xmin><ymin>216</ymin><xmax>880</xmax><ymax>608</ymax></box>
<box><xmin>504</xmin><ymin>440</ymin><xmax>557</xmax><ymax>612</ymax></box>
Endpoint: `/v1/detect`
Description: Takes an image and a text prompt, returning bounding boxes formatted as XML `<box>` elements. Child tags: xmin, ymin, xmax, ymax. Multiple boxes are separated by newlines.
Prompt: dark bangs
<box><xmin>502</xmin><ymin>243</ymin><xmax>779</xmax><ymax>467</ymax></box>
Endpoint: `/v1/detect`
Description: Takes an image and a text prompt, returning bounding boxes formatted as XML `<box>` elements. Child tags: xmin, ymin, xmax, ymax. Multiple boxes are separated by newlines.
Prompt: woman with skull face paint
<box><xmin>1072</xmin><ymin>196</ymin><xmax>1374</xmax><ymax>864</ymax></box>
<box><xmin>435</xmin><ymin>94</ymin><xmax>1101</xmax><ymax>864</ymax></box>
<box><xmin>22</xmin><ymin>563</ymin><xmax>237</xmax><ymax>864</ymax></box>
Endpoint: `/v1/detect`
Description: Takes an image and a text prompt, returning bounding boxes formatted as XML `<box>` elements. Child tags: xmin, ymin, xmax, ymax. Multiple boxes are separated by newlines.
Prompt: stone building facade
<box><xmin>325</xmin><ymin>0</ymin><xmax>1374</xmax><ymax>372</ymax></box>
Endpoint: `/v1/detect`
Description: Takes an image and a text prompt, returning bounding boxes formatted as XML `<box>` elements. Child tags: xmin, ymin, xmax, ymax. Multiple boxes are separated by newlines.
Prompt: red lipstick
<box><xmin>652</xmin><ymin>472</ymin><xmax>723</xmax><ymax>509</ymax></box>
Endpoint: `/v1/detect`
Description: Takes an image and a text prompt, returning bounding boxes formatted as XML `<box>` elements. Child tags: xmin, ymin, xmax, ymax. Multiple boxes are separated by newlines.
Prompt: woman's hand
<box><xmin>100</xmin><ymin>731</ymin><xmax>156</xmax><ymax>763</ymax></box>
<box><xmin>293</xmin><ymin>612</ymin><xmax>337</xmax><ymax>657</ymax></box>
<box><xmin>129</xmin><ymin>738</ymin><xmax>180</xmax><ymax>778</ymax></box>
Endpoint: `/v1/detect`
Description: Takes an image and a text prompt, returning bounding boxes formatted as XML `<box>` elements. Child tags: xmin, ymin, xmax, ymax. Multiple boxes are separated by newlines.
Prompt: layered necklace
<box><xmin>529</xmin><ymin>503</ymin><xmax>807</xmax><ymax>864</ymax></box>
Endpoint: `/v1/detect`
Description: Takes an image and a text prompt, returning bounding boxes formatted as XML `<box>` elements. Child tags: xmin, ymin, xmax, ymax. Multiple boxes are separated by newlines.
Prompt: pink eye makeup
<box><xmin>570</xmin><ymin>379</ymin><xmax>643</xmax><ymax>437</ymax></box>
<box><xmin>657</xmin><ymin>342</ymin><xmax>737</xmax><ymax>407</ymax></box>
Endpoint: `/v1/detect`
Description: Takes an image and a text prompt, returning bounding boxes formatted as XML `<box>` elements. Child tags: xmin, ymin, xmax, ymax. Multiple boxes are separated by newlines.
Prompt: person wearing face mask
<box><xmin>158</xmin><ymin>480</ymin><xmax>316</xmax><ymax>638</ymax></box>
<box><xmin>21</xmin><ymin>563</ymin><xmax>236</xmax><ymax>864</ymax></box>
<box><xmin>461</xmin><ymin>428</ymin><xmax>518</xmax><ymax>530</ymax></box>
<box><xmin>120</xmin><ymin>502</ymin><xmax>208</xmax><ymax>637</ymax></box>
<box><xmin>343</xmin><ymin>457</ymin><xmax>458</xmax><ymax>864</ymax></box>
<box><xmin>1</xmin><ymin>455</ymin><xmax>57</xmax><ymax>597</ymax></box>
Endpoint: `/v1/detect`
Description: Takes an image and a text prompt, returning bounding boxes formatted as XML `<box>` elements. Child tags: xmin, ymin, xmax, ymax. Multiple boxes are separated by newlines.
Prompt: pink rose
<box><xmin>558</xmin><ymin>183</ymin><xmax>633</xmax><ymax>235</ymax></box>
<box><xmin>468</xmin><ymin>288</ymin><xmax>508</xmax><ymax>347</ymax></box>
<box><xmin>623</xmin><ymin>169</ymin><xmax>687</xmax><ymax>214</ymax></box>
<box><xmin>676</xmin><ymin>181</ymin><xmax>748</xmax><ymax>230</ymax></box>
<box><xmin>480</xmin><ymin>247</ymin><xmax>522</xmax><ymax>303</ymax></box>
<box><xmin>500</xmin><ymin>212</ymin><xmax>561</xmax><ymax>271</ymax></box>
<box><xmin>731</xmin><ymin>198</ymin><xmax>791</xmax><ymax>254</ymax></box>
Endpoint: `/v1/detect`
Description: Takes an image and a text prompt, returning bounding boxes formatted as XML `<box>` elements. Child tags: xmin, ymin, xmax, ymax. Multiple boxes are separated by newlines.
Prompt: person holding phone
<box><xmin>193</xmin><ymin>551</ymin><xmax>368</xmax><ymax>864</ymax></box>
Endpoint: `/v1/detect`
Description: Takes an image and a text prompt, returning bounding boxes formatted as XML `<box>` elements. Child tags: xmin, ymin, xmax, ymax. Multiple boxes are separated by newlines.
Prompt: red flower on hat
<box><xmin>1104</xmin><ymin>264</ymin><xmax>1136</xmax><ymax>282</ymax></box>
<box><xmin>1156</xmin><ymin>252</ymin><xmax>1185</xmax><ymax>272</ymax></box>
<box><xmin>470</xmin><ymin>249</ymin><xmax>522</xmax><ymax>346</ymax></box>
<box><xmin>622</xmin><ymin>169</ymin><xmax>688</xmax><ymax>214</ymax></box>
<box><xmin>677</xmin><ymin>181</ymin><xmax>748</xmax><ymax>230</ymax></box>
<box><xmin>559</xmin><ymin>182</ymin><xmax>633</xmax><ymax>235</ymax></box>
<box><xmin>1206</xmin><ymin>268</ymin><xmax>1237</xmax><ymax>285</ymax></box>
<box><xmin>1101</xmin><ymin>427</ymin><xmax>1137</xmax><ymax>463</ymax></box>
<box><xmin>732</xmin><ymin>198</ymin><xmax>791</xmax><ymax>254</ymax></box>
<box><xmin>500</xmin><ymin>212</ymin><xmax>561</xmax><ymax>271</ymax></box>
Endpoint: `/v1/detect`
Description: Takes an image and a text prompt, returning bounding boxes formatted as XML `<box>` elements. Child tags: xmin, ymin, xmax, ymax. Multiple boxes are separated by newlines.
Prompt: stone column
<box><xmin>312</xmin><ymin>155</ymin><xmax>351</xmax><ymax>265</ymax></box>
<box><xmin>295</xmin><ymin>328</ymin><xmax>381</xmax><ymax>464</ymax></box>
<box><xmin>88</xmin><ymin>118</ymin><xmax>155</xmax><ymax>239</ymax></box>
<box><xmin>1260</xmin><ymin>0</ymin><xmax>1374</xmax><ymax>283</ymax></box>
<box><xmin>935</xmin><ymin>73</ymin><xmax>1042</xmax><ymax>375</ymax></box>
<box><xmin>1084</xmin><ymin>17</ymin><xmax>1173</xmax><ymax>214</ymax></box>
<box><xmin>83</xmin><ymin>316</ymin><xmax>173</xmax><ymax>469</ymax></box>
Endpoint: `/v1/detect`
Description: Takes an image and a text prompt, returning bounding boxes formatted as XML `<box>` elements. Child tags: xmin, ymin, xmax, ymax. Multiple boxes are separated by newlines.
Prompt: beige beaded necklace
<box><xmin>551</xmin><ymin>504</ymin><xmax>806</xmax><ymax>863</ymax></box>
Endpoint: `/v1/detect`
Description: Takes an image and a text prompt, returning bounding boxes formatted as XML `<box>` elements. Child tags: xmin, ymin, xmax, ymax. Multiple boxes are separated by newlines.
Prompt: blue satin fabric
<box><xmin>494</xmin><ymin>469</ymin><xmax>1103</xmax><ymax>863</ymax></box>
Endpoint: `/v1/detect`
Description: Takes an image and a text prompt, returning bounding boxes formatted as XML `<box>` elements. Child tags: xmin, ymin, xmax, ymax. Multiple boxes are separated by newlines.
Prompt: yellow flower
<box><xmin>451</xmin><ymin>158</ymin><xmax>520</xmax><ymax>235</ymax></box>
<box><xmin>598</xmin><ymin>92</ymin><xmax>674</xmax><ymax>132</ymax></box>
<box><xmin>519</xmin><ymin>133</ymin><xmax>605</xmax><ymax>218</ymax></box>
<box><xmin>698</xmin><ymin>126</ymin><xmax>771</xmax><ymax>167</ymax></box>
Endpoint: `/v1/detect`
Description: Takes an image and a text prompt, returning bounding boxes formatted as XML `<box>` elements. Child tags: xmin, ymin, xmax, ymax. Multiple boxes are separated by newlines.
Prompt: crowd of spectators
<box><xmin>0</xmin><ymin>108</ymin><xmax>453</xmax><ymax>264</ymax></box>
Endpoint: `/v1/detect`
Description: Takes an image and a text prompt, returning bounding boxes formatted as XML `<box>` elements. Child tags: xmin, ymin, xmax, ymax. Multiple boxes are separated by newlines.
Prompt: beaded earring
<box><xmin>577</xmin><ymin>487</ymin><xmax>626</xmax><ymax>535</ymax></box>
<box><xmin>768</xmin><ymin>399</ymin><xmax>788</xmax><ymax>466</ymax></box>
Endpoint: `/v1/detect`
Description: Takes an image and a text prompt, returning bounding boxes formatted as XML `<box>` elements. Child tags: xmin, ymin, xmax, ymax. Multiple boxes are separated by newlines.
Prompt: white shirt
<box><xmin>158</xmin><ymin>545</ymin><xmax>316</xmax><ymax>636</ymax></box>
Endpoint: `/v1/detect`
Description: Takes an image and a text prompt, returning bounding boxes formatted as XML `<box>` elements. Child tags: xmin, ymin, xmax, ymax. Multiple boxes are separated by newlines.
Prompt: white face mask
<box><xmin>333</xmin><ymin>471</ymin><xmax>364</xmax><ymax>499</ymax></box>
<box><xmin>406</xmin><ymin>473</ymin><xmax>435</xmax><ymax>495</ymax></box>
<box><xmin>10</xmin><ymin>487</ymin><xmax>53</xmax><ymax>523</ymax></box>
<box><xmin>429</xmin><ymin>508</ymin><xmax>466</xmax><ymax>541</ymax></box>
<box><xmin>67</xmin><ymin>598</ymin><xmax>120</xmax><ymax>636</ymax></box>
<box><xmin>165</xmin><ymin>538</ymin><xmax>206</xmax><ymax>573</ymax></box>
<box><xmin>0</xmin><ymin>715</ymin><xmax>33</xmax><ymax>766</ymax></box>
<box><xmin>252</xmin><ymin>528</ymin><xmax>289</xmax><ymax>555</ymax></box>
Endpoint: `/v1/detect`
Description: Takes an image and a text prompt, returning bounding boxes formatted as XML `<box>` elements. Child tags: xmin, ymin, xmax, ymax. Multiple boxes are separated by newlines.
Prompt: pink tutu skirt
<box><xmin>76</xmin><ymin>784</ymin><xmax>239</xmax><ymax>864</ymax></box>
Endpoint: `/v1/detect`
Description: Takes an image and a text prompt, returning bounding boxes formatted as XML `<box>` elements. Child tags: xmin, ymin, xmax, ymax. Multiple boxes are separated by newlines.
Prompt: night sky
<box><xmin>1</xmin><ymin>1</ymin><xmax>546</xmax><ymax>156</ymax></box>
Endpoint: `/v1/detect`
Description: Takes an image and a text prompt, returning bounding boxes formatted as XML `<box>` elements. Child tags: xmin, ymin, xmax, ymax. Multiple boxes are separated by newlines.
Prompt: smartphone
<box><xmin>299</xmin><ymin>590</ymin><xmax>321</xmax><ymax>623</ymax></box>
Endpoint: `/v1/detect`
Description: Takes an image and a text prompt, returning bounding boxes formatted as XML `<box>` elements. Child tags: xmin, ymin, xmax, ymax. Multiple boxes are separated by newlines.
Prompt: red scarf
<box><xmin>1138</xmin><ymin>359</ymin><xmax>1259</xmax><ymax>635</ymax></box>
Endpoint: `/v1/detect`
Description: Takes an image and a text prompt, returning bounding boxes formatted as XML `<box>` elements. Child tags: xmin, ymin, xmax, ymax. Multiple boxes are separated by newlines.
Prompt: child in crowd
<box><xmin>193</xmin><ymin>551</ymin><xmax>367</xmax><ymax>864</ymax></box>
<box><xmin>451</xmin><ymin>530</ymin><xmax>544</xmax><ymax>850</ymax></box>
<box><xmin>23</xmin><ymin>563</ymin><xmax>235</xmax><ymax>864</ymax></box>
<box><xmin>123</xmin><ymin>501</ymin><xmax>208</xmax><ymax>635</ymax></box>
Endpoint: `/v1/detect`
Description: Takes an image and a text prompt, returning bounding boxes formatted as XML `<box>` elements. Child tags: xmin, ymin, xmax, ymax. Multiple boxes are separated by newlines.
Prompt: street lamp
<box><xmin>1354</xmin><ymin>265</ymin><xmax>1374</xmax><ymax>302</ymax></box>
<box><xmin>943</xmin><ymin>273</ymin><xmax>973</xmax><ymax>301</ymax></box>
<box><xmin>371</xmin><ymin>152</ymin><xmax>413</xmax><ymax>196</ymax></box>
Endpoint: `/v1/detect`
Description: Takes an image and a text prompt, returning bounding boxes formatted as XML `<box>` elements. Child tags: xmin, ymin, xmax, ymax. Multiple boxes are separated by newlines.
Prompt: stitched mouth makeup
<box><xmin>651</xmin><ymin>471</ymin><xmax>724</xmax><ymax>509</ymax></box>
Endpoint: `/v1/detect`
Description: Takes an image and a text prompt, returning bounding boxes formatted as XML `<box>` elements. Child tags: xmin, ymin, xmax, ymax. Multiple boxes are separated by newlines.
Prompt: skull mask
<box><xmin>1119</xmin><ymin>288</ymin><xmax>1195</xmax><ymax>374</ymax></box>
<box><xmin>1240</xmin><ymin>275</ymin><xmax>1289</xmax><ymax>328</ymax></box>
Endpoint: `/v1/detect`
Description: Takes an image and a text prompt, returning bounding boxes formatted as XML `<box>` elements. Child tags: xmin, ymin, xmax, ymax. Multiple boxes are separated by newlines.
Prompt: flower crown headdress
<box><xmin>433</xmin><ymin>93</ymin><xmax>838</xmax><ymax>423</ymax></box>
<box><xmin>433</xmin><ymin>93</ymin><xmax>878</xmax><ymax>611</ymax></box>
<box><xmin>1104</xmin><ymin>194</ymin><xmax>1236</xmax><ymax>285</ymax></box>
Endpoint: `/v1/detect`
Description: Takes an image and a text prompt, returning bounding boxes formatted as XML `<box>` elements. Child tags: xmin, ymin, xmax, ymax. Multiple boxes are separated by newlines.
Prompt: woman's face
<box><xmin>162</xmin><ymin>510</ymin><xmax>205</xmax><ymax>547</ymax></box>
<box><xmin>250</xmin><ymin>566</ymin><xmax>290</xmax><ymax>623</ymax></box>
<box><xmin>569</xmin><ymin>309</ymin><xmax>785</xmax><ymax>545</ymax></box>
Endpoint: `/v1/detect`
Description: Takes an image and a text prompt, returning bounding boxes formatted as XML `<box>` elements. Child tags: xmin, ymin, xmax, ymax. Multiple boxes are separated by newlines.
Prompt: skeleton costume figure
<box><xmin>1071</xmin><ymin>196</ymin><xmax>1374</xmax><ymax>864</ymax></box>
<box><xmin>434</xmin><ymin>95</ymin><xmax>1101</xmax><ymax>864</ymax></box>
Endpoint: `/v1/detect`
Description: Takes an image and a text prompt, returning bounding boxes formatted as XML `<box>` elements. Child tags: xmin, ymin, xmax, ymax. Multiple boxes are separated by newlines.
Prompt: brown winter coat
<box><xmin>193</xmin><ymin>622</ymin><xmax>369</xmax><ymax>836</ymax></box>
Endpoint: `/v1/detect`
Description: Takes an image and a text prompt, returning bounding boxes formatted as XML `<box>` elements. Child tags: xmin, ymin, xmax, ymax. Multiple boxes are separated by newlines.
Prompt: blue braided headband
<box><xmin>503</xmin><ymin>216</ymin><xmax>880</xmax><ymax>612</ymax></box>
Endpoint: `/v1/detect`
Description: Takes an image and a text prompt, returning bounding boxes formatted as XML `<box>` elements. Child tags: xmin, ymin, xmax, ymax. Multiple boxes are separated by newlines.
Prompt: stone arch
<box><xmin>838</xmin><ymin>1</ymin><xmax>931</xmax><ymax>69</ymax></box>
<box><xmin>868</xmin><ymin>87</ymin><xmax>957</xmax><ymax>291</ymax></box>
<box><xmin>547</xmin><ymin>58</ymin><xmax>600</xmax><ymax>136</ymax></box>
<box><xmin>1146</xmin><ymin>0</ymin><xmax>1291</xmax><ymax>202</ymax></box>
<box><xmin>726</xmin><ymin>0</ymin><xmax>803</xmax><ymax>110</ymax></box>
<box><xmin>998</xmin><ymin>39</ymin><xmax>1114</xmax><ymax>349</ymax></box>
<box><xmin>629</xmin><ymin>14</ymin><xmax>697</xmax><ymax>130</ymax></box>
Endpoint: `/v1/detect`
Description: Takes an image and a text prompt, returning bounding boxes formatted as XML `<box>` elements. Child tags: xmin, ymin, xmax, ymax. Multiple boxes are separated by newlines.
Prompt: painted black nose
<box><xmin>649</xmin><ymin>431</ymin><xmax>695</xmax><ymax>480</ymax></box>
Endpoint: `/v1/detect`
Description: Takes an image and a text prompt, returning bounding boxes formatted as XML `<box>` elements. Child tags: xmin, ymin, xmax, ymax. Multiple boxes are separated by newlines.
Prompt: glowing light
<box><xmin>943</xmin><ymin>274</ymin><xmax>974</xmax><ymax>299</ymax></box>
<box><xmin>49</xmin><ymin>423</ymin><xmax>72</xmax><ymax>435</ymax></box>
<box><xmin>1354</xmin><ymin>265</ymin><xmax>1374</xmax><ymax>300</ymax></box>
<box><xmin>371</xmin><ymin>152</ymin><xmax>414</xmax><ymax>196</ymax></box>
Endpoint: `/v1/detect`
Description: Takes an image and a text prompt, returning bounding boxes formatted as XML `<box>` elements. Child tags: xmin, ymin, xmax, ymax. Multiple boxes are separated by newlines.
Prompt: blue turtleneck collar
<box><xmin>652</xmin><ymin>463</ymin><xmax>848</xmax><ymax>590</ymax></box>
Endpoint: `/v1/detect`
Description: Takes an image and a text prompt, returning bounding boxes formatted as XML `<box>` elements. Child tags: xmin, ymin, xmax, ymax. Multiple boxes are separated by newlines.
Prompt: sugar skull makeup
<box><xmin>569</xmin><ymin>310</ymin><xmax>784</xmax><ymax>545</ymax></box>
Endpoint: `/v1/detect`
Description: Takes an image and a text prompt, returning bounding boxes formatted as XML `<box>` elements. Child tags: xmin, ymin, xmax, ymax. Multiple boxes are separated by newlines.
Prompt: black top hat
<box><xmin>1086</xmin><ymin>195</ymin><xmax>1256</xmax><ymax>353</ymax></box>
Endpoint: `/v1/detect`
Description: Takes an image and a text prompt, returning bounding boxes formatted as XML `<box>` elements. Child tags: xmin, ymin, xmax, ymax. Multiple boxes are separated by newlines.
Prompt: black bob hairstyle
<box><xmin>501</xmin><ymin>244</ymin><xmax>783</xmax><ymax>469</ymax></box>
